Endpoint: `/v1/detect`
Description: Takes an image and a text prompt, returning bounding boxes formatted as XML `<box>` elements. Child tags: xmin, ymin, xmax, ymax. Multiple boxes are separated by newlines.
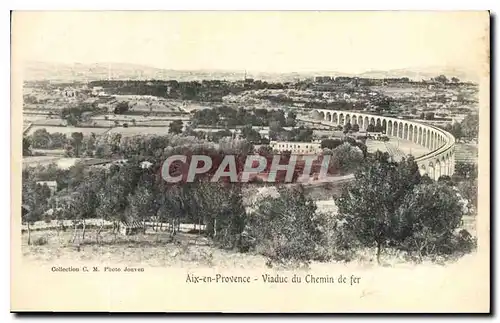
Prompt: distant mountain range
<box><xmin>22</xmin><ymin>61</ymin><xmax>480</xmax><ymax>83</ymax></box>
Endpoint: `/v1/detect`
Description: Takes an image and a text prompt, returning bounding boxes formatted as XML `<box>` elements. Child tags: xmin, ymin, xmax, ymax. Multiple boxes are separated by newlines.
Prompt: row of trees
<box><xmin>245</xmin><ymin>153</ymin><xmax>474</xmax><ymax>264</ymax></box>
<box><xmin>88</xmin><ymin>80</ymin><xmax>288</xmax><ymax>102</ymax></box>
<box><xmin>59</xmin><ymin>103</ymin><xmax>104</xmax><ymax>126</ymax></box>
<box><xmin>22</xmin><ymin>143</ymin><xmax>475</xmax><ymax>264</ymax></box>
<box><xmin>442</xmin><ymin>114</ymin><xmax>479</xmax><ymax>142</ymax></box>
<box><xmin>191</xmin><ymin>107</ymin><xmax>297</xmax><ymax>129</ymax></box>
<box><xmin>340</xmin><ymin>122</ymin><xmax>385</xmax><ymax>134</ymax></box>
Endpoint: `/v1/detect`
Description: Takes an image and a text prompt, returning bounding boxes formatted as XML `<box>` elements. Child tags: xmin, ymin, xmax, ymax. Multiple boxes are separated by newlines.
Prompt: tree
<box><xmin>434</xmin><ymin>75</ymin><xmax>449</xmax><ymax>84</ymax></box>
<box><xmin>83</xmin><ymin>133</ymin><xmax>97</xmax><ymax>157</ymax></box>
<box><xmin>337</xmin><ymin>153</ymin><xmax>469</xmax><ymax>262</ymax></box>
<box><xmin>335</xmin><ymin>155</ymin><xmax>422</xmax><ymax>263</ymax></box>
<box><xmin>396</xmin><ymin>183</ymin><xmax>464</xmax><ymax>257</ymax></box>
<box><xmin>374</xmin><ymin>124</ymin><xmax>385</xmax><ymax>133</ymax></box>
<box><xmin>257</xmin><ymin>145</ymin><xmax>274</xmax><ymax>156</ymax></box>
<box><xmin>343</xmin><ymin>122</ymin><xmax>352</xmax><ymax>134</ymax></box>
<box><xmin>457</xmin><ymin>179</ymin><xmax>478</xmax><ymax>213</ymax></box>
<box><xmin>451</xmin><ymin>77</ymin><xmax>460</xmax><ymax>83</ymax></box>
<box><xmin>22</xmin><ymin>183</ymin><xmax>52</xmax><ymax>245</ymax></box>
<box><xmin>461</xmin><ymin>114</ymin><xmax>479</xmax><ymax>141</ymax></box>
<box><xmin>169</xmin><ymin>120</ymin><xmax>184</xmax><ymax>134</ymax></box>
<box><xmin>454</xmin><ymin>162</ymin><xmax>477</xmax><ymax>179</ymax></box>
<box><xmin>128</xmin><ymin>182</ymin><xmax>158</xmax><ymax>228</ymax></box>
<box><xmin>31</xmin><ymin>128</ymin><xmax>51</xmax><ymax>148</ymax></box>
<box><xmin>193</xmin><ymin>182</ymin><xmax>246</xmax><ymax>248</ymax></box>
<box><xmin>352</xmin><ymin>124</ymin><xmax>360</xmax><ymax>132</ymax></box>
<box><xmin>331</xmin><ymin>143</ymin><xmax>364</xmax><ymax>174</ymax></box>
<box><xmin>366</xmin><ymin>124</ymin><xmax>375</xmax><ymax>132</ymax></box>
<box><xmin>240</xmin><ymin>125</ymin><xmax>262</xmax><ymax>143</ymax></box>
<box><xmin>114</xmin><ymin>101</ymin><xmax>130</xmax><ymax>114</ymax></box>
<box><xmin>321</xmin><ymin>139</ymin><xmax>343</xmax><ymax>150</ymax></box>
<box><xmin>23</xmin><ymin>137</ymin><xmax>32</xmax><ymax>156</ymax></box>
<box><xmin>286</xmin><ymin>111</ymin><xmax>297</xmax><ymax>127</ymax></box>
<box><xmin>244</xmin><ymin>186</ymin><xmax>324</xmax><ymax>264</ymax></box>
<box><xmin>70</xmin><ymin>132</ymin><xmax>84</xmax><ymax>158</ymax></box>
<box><xmin>447</xmin><ymin>122</ymin><xmax>463</xmax><ymax>142</ymax></box>
<box><xmin>425</xmin><ymin>112</ymin><xmax>435</xmax><ymax>120</ymax></box>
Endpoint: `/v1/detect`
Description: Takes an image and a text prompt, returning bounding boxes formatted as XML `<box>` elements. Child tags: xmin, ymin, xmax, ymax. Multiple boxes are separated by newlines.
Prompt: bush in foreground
<box><xmin>243</xmin><ymin>186</ymin><xmax>326</xmax><ymax>265</ymax></box>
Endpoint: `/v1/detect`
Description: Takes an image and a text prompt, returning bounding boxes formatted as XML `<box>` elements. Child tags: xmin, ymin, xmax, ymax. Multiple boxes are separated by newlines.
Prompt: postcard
<box><xmin>11</xmin><ymin>11</ymin><xmax>490</xmax><ymax>313</ymax></box>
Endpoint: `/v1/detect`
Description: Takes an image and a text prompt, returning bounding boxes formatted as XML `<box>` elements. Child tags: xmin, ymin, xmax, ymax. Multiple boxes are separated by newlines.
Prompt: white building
<box><xmin>269</xmin><ymin>141</ymin><xmax>322</xmax><ymax>154</ymax></box>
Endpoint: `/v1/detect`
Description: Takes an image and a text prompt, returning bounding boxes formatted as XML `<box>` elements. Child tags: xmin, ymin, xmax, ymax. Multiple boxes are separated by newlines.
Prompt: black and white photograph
<box><xmin>10</xmin><ymin>10</ymin><xmax>490</xmax><ymax>313</ymax></box>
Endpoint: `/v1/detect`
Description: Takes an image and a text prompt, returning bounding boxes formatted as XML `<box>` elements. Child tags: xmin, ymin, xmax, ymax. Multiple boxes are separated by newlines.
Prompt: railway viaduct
<box><xmin>312</xmin><ymin>109</ymin><xmax>456</xmax><ymax>181</ymax></box>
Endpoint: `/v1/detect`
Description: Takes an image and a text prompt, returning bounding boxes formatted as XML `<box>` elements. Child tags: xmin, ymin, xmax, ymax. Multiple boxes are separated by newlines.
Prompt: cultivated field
<box><xmin>365</xmin><ymin>138</ymin><xmax>430</xmax><ymax>161</ymax></box>
<box><xmin>23</xmin><ymin>157</ymin><xmax>80</xmax><ymax>169</ymax></box>
<box><xmin>455</xmin><ymin>143</ymin><xmax>478</xmax><ymax>163</ymax></box>
<box><xmin>106</xmin><ymin>126</ymin><xmax>173</xmax><ymax>137</ymax></box>
<box><xmin>26</xmin><ymin>125</ymin><xmax>112</xmax><ymax>136</ymax></box>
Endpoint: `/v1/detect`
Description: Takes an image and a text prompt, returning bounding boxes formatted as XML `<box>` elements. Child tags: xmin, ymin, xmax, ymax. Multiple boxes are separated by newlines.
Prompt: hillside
<box><xmin>22</xmin><ymin>61</ymin><xmax>479</xmax><ymax>83</ymax></box>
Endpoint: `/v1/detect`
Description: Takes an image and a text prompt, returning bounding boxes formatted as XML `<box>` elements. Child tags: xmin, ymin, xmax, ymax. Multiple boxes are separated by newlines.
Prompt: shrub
<box><xmin>33</xmin><ymin>236</ymin><xmax>48</xmax><ymax>246</ymax></box>
<box><xmin>244</xmin><ymin>186</ymin><xmax>326</xmax><ymax>265</ymax></box>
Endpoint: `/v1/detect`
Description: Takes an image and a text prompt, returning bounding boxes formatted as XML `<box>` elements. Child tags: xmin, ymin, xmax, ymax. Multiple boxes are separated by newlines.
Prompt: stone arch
<box><xmin>393</xmin><ymin>121</ymin><xmax>398</xmax><ymax>136</ymax></box>
<box><xmin>440</xmin><ymin>156</ymin><xmax>447</xmax><ymax>176</ymax></box>
<box><xmin>364</xmin><ymin>117</ymin><xmax>369</xmax><ymax>129</ymax></box>
<box><xmin>388</xmin><ymin>120</ymin><xmax>393</xmax><ymax>136</ymax></box>
<box><xmin>358</xmin><ymin>116</ymin><xmax>363</xmax><ymax>128</ymax></box>
<box><xmin>339</xmin><ymin>113</ymin><xmax>345</xmax><ymax>125</ymax></box>
<box><xmin>420</xmin><ymin>164</ymin><xmax>427</xmax><ymax>176</ymax></box>
<box><xmin>428</xmin><ymin>162</ymin><xmax>435</xmax><ymax>181</ymax></box>
<box><xmin>409</xmin><ymin>124</ymin><xmax>414</xmax><ymax>141</ymax></box>
<box><xmin>446</xmin><ymin>152</ymin><xmax>453</xmax><ymax>176</ymax></box>
<box><xmin>351</xmin><ymin>114</ymin><xmax>357</xmax><ymax>124</ymax></box>
<box><xmin>404</xmin><ymin>123</ymin><xmax>409</xmax><ymax>140</ymax></box>
<box><xmin>382</xmin><ymin>119</ymin><xmax>387</xmax><ymax>133</ymax></box>
<box><xmin>418</xmin><ymin>127</ymin><xmax>423</xmax><ymax>145</ymax></box>
<box><xmin>422</xmin><ymin>129</ymin><xmax>427</xmax><ymax>148</ymax></box>
<box><xmin>346</xmin><ymin>114</ymin><xmax>351</xmax><ymax>125</ymax></box>
<box><xmin>398</xmin><ymin>122</ymin><xmax>403</xmax><ymax>138</ymax></box>
<box><xmin>435</xmin><ymin>159</ymin><xmax>441</xmax><ymax>180</ymax></box>
<box><xmin>332</xmin><ymin>112</ymin><xmax>338</xmax><ymax>124</ymax></box>
<box><xmin>326</xmin><ymin>112</ymin><xmax>331</xmax><ymax>122</ymax></box>
<box><xmin>376</xmin><ymin>118</ymin><xmax>381</xmax><ymax>128</ymax></box>
<box><xmin>370</xmin><ymin>117</ymin><xmax>375</xmax><ymax>126</ymax></box>
<box><xmin>318</xmin><ymin>111</ymin><xmax>325</xmax><ymax>120</ymax></box>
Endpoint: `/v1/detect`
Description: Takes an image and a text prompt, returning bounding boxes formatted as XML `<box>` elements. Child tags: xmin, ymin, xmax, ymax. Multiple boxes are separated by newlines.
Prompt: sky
<box><xmin>12</xmin><ymin>11</ymin><xmax>489</xmax><ymax>74</ymax></box>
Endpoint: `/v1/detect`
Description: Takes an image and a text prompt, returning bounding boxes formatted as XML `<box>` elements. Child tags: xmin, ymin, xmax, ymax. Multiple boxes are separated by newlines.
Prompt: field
<box><xmin>22</xmin><ymin>229</ymin><xmax>265</xmax><ymax>268</ymax></box>
<box><xmin>106</xmin><ymin>126</ymin><xmax>173</xmax><ymax>137</ymax></box>
<box><xmin>26</xmin><ymin>125</ymin><xmax>112</xmax><ymax>136</ymax></box>
<box><xmin>25</xmin><ymin>123</ymin><xmax>192</xmax><ymax>138</ymax></box>
<box><xmin>22</xmin><ymin>115</ymin><xmax>66</xmax><ymax>125</ymax></box>
<box><xmin>21</xmin><ymin>219</ymin><xmax>477</xmax><ymax>270</ymax></box>
<box><xmin>23</xmin><ymin>157</ymin><xmax>81</xmax><ymax>169</ymax></box>
<box><xmin>365</xmin><ymin>138</ymin><xmax>430</xmax><ymax>161</ymax></box>
<box><xmin>455</xmin><ymin>143</ymin><xmax>478</xmax><ymax>163</ymax></box>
